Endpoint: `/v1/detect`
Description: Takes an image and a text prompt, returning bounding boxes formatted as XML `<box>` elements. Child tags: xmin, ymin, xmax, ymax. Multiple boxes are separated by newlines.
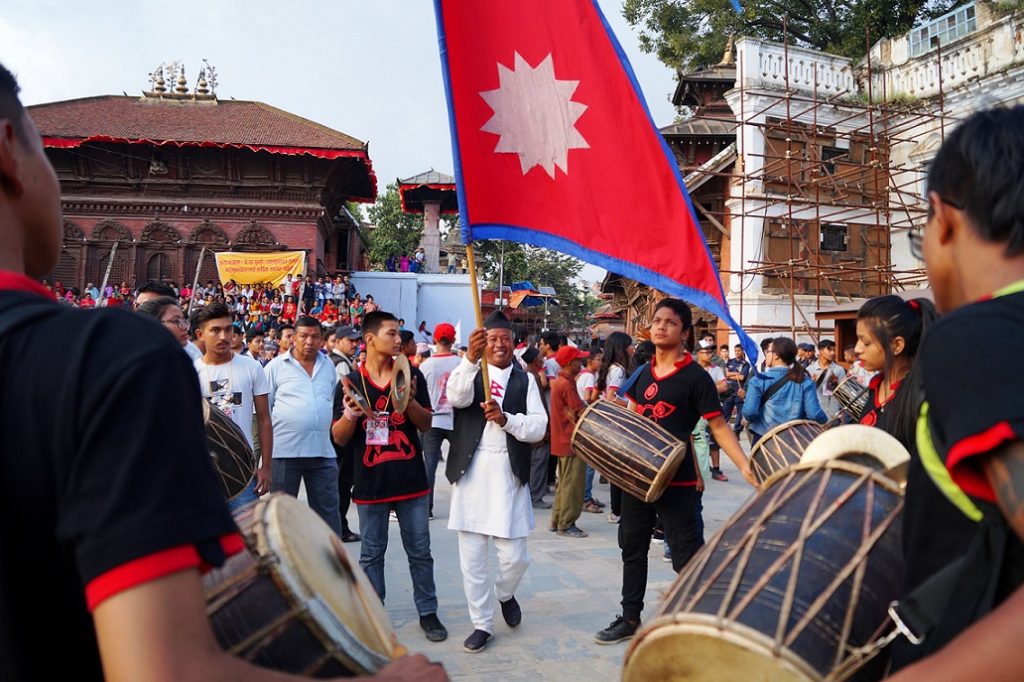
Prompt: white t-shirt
<box><xmin>605</xmin><ymin>363</ymin><xmax>626</xmax><ymax>397</ymax></box>
<box><xmin>183</xmin><ymin>341</ymin><xmax>202</xmax><ymax>361</ymax></box>
<box><xmin>706</xmin><ymin>365</ymin><xmax>726</xmax><ymax>386</ymax></box>
<box><xmin>576</xmin><ymin>369</ymin><xmax>596</xmax><ymax>402</ymax></box>
<box><xmin>194</xmin><ymin>354</ymin><xmax>269</xmax><ymax>448</ymax></box>
<box><xmin>419</xmin><ymin>353</ymin><xmax>463</xmax><ymax>430</ymax></box>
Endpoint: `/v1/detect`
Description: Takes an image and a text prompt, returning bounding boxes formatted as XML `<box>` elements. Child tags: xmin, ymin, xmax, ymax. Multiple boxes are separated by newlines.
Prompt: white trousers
<box><xmin>457</xmin><ymin>531</ymin><xmax>530</xmax><ymax>633</ymax></box>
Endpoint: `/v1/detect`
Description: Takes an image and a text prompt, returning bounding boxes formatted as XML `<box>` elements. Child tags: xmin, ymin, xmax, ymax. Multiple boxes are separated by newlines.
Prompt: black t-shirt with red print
<box><xmin>626</xmin><ymin>353</ymin><xmax>722</xmax><ymax>486</ymax></box>
<box><xmin>338</xmin><ymin>363</ymin><xmax>432</xmax><ymax>504</ymax></box>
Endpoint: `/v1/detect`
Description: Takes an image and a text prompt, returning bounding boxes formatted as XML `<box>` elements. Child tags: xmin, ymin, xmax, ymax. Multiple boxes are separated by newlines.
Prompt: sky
<box><xmin>0</xmin><ymin>0</ymin><xmax>679</xmax><ymax>284</ymax></box>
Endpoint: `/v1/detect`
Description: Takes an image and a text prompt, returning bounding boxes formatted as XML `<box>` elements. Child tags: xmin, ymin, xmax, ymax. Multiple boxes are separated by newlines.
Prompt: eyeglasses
<box><xmin>910</xmin><ymin>193</ymin><xmax>963</xmax><ymax>261</ymax></box>
<box><xmin>162</xmin><ymin>317</ymin><xmax>189</xmax><ymax>330</ymax></box>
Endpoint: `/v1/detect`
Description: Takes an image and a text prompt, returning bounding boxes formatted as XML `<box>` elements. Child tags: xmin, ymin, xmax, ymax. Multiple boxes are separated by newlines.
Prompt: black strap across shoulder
<box><xmin>761</xmin><ymin>374</ymin><xmax>792</xmax><ymax>404</ymax></box>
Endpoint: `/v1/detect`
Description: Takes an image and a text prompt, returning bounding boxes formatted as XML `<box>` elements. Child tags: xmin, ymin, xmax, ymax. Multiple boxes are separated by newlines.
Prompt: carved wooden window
<box><xmin>146</xmin><ymin>253</ymin><xmax>172</xmax><ymax>282</ymax></box>
<box><xmin>98</xmin><ymin>253</ymin><xmax>129</xmax><ymax>286</ymax></box>
<box><xmin>53</xmin><ymin>250</ymin><xmax>78</xmax><ymax>288</ymax></box>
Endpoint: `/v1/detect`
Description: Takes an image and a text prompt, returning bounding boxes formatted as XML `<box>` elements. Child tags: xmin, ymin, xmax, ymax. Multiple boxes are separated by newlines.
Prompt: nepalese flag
<box><xmin>433</xmin><ymin>0</ymin><xmax>758</xmax><ymax>363</ymax></box>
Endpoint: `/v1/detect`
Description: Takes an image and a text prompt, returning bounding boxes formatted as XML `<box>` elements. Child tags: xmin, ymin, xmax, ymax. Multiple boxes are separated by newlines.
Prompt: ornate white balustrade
<box><xmin>736</xmin><ymin>38</ymin><xmax>859</xmax><ymax>97</ymax></box>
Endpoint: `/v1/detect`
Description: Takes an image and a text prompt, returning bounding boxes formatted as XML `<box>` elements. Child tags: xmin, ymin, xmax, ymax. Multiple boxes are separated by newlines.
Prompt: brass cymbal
<box><xmin>390</xmin><ymin>353</ymin><xmax>412</xmax><ymax>413</ymax></box>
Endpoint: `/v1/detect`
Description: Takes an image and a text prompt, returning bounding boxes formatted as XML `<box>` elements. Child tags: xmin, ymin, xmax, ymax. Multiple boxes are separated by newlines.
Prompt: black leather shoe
<box><xmin>340</xmin><ymin>531</ymin><xmax>361</xmax><ymax>543</ymax></box>
<box><xmin>463</xmin><ymin>629</ymin><xmax>492</xmax><ymax>653</ymax></box>
<box><xmin>500</xmin><ymin>596</ymin><xmax>522</xmax><ymax>628</ymax></box>
<box><xmin>419</xmin><ymin>613</ymin><xmax>448</xmax><ymax>642</ymax></box>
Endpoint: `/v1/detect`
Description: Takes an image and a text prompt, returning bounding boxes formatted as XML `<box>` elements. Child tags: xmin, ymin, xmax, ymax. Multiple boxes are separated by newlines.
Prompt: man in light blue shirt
<box><xmin>264</xmin><ymin>316</ymin><xmax>343</xmax><ymax>535</ymax></box>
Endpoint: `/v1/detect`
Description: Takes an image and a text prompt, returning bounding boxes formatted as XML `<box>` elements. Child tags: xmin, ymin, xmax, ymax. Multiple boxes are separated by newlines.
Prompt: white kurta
<box><xmin>445</xmin><ymin>357</ymin><xmax>548</xmax><ymax>539</ymax></box>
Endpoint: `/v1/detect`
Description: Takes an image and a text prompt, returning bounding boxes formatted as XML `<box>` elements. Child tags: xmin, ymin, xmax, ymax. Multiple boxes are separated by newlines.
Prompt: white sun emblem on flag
<box><xmin>480</xmin><ymin>52</ymin><xmax>589</xmax><ymax>179</ymax></box>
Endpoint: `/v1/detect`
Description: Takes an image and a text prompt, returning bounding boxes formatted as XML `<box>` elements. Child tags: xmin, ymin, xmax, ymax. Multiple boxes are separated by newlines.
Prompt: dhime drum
<box><xmin>204</xmin><ymin>494</ymin><xmax>401</xmax><ymax>676</ymax></box>
<box><xmin>623</xmin><ymin>455</ymin><xmax>906</xmax><ymax>682</ymax></box>
<box><xmin>748</xmin><ymin>420</ymin><xmax>824</xmax><ymax>488</ymax></box>
<box><xmin>833</xmin><ymin>376</ymin><xmax>871</xmax><ymax>421</ymax></box>
<box><xmin>202</xmin><ymin>398</ymin><xmax>257</xmax><ymax>501</ymax></box>
<box><xmin>571</xmin><ymin>400</ymin><xmax>686</xmax><ymax>503</ymax></box>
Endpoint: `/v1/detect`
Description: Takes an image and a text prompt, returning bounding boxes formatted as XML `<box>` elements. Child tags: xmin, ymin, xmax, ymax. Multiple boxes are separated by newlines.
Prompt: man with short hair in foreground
<box><xmin>0</xmin><ymin>61</ymin><xmax>443</xmax><ymax>682</ymax></box>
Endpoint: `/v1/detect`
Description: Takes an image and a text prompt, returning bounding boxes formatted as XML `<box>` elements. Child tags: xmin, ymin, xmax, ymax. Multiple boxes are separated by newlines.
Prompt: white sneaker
<box><xmin>389</xmin><ymin>510</ymin><xmax>398</xmax><ymax>522</ymax></box>
<box><xmin>607</xmin><ymin>512</ymin><xmax>620</xmax><ymax>524</ymax></box>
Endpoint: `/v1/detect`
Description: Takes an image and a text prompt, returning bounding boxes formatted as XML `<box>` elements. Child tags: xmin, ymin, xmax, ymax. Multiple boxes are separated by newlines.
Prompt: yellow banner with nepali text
<box><xmin>214</xmin><ymin>251</ymin><xmax>306</xmax><ymax>287</ymax></box>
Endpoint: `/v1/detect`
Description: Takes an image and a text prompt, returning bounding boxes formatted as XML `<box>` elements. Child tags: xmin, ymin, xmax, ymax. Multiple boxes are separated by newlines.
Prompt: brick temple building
<box><xmin>29</xmin><ymin>64</ymin><xmax>376</xmax><ymax>291</ymax></box>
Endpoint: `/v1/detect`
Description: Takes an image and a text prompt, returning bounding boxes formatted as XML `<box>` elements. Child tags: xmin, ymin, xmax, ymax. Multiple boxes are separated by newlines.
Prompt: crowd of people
<box><xmin>44</xmin><ymin>273</ymin><xmax>390</xmax><ymax>332</ymax></box>
<box><xmin>6</xmin><ymin>57</ymin><xmax>1024</xmax><ymax>681</ymax></box>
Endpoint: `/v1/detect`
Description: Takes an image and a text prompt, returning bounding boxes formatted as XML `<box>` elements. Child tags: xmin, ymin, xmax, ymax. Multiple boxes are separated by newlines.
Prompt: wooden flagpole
<box><xmin>97</xmin><ymin>242</ymin><xmax>118</xmax><ymax>307</ymax></box>
<box><xmin>464</xmin><ymin>243</ymin><xmax>491</xmax><ymax>401</ymax></box>
<box><xmin>189</xmin><ymin>246</ymin><xmax>206</xmax><ymax>309</ymax></box>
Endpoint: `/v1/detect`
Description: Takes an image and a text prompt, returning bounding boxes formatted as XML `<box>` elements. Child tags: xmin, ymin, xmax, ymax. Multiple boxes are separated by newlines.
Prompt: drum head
<box><xmin>202</xmin><ymin>399</ymin><xmax>256</xmax><ymax>500</ymax></box>
<box><xmin>390</xmin><ymin>354</ymin><xmax>412</xmax><ymax>413</ymax></box>
<box><xmin>257</xmin><ymin>495</ymin><xmax>397</xmax><ymax>667</ymax></box>
<box><xmin>623</xmin><ymin>617</ymin><xmax>815</xmax><ymax>682</ymax></box>
<box><xmin>800</xmin><ymin>424</ymin><xmax>910</xmax><ymax>483</ymax></box>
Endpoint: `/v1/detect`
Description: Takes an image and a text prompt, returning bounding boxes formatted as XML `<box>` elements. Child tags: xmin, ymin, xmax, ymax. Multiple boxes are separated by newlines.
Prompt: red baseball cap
<box><xmin>555</xmin><ymin>345</ymin><xmax>589</xmax><ymax>367</ymax></box>
<box><xmin>433</xmin><ymin>322</ymin><xmax>457</xmax><ymax>343</ymax></box>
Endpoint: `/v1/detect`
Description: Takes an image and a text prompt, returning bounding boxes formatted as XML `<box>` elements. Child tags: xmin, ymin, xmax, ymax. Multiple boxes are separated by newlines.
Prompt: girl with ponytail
<box><xmin>854</xmin><ymin>295</ymin><xmax>937</xmax><ymax>447</ymax></box>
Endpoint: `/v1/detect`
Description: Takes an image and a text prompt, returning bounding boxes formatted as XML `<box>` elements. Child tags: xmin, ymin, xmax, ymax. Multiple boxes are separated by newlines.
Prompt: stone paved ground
<box><xmin>342</xmin><ymin>441</ymin><xmax>757</xmax><ymax>681</ymax></box>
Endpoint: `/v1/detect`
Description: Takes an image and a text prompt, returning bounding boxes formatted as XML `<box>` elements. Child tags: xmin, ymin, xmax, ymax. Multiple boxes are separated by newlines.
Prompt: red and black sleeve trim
<box><xmin>84</xmin><ymin>532</ymin><xmax>244</xmax><ymax>611</ymax></box>
<box><xmin>947</xmin><ymin>421</ymin><xmax>1020</xmax><ymax>504</ymax></box>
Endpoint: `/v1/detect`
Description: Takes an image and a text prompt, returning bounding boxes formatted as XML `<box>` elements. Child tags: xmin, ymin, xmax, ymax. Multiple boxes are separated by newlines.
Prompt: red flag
<box><xmin>434</xmin><ymin>0</ymin><xmax>756</xmax><ymax>361</ymax></box>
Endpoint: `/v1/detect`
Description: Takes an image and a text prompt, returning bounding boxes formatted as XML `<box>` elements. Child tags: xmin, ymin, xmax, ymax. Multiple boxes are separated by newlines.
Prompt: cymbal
<box><xmin>341</xmin><ymin>376</ymin><xmax>372</xmax><ymax>418</ymax></box>
<box><xmin>391</xmin><ymin>354</ymin><xmax>412</xmax><ymax>413</ymax></box>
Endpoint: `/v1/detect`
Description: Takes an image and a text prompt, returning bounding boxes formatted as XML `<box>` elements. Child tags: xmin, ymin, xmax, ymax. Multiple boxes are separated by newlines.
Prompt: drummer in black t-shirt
<box><xmin>887</xmin><ymin>107</ymin><xmax>1024</xmax><ymax>680</ymax></box>
<box><xmin>593</xmin><ymin>298</ymin><xmax>756</xmax><ymax>646</ymax></box>
<box><xmin>0</xmin><ymin>63</ymin><xmax>444</xmax><ymax>681</ymax></box>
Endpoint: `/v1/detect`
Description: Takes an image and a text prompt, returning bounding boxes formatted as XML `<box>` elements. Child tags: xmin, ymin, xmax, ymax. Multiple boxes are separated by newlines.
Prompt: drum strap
<box><xmin>888</xmin><ymin>555</ymin><xmax>967</xmax><ymax>646</ymax></box>
<box><xmin>836</xmin><ymin>553</ymin><xmax>973</xmax><ymax>677</ymax></box>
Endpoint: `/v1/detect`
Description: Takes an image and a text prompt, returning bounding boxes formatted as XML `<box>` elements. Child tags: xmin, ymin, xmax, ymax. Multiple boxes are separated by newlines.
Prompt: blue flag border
<box><xmin>433</xmin><ymin>0</ymin><xmax>759</xmax><ymax>365</ymax></box>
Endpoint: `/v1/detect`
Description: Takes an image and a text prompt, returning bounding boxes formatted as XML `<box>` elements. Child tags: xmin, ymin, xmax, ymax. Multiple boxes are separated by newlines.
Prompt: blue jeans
<box><xmin>227</xmin><ymin>479</ymin><xmax>259</xmax><ymax>513</ymax></box>
<box><xmin>584</xmin><ymin>463</ymin><xmax>596</xmax><ymax>501</ymax></box>
<box><xmin>357</xmin><ymin>494</ymin><xmax>438</xmax><ymax>616</ymax></box>
<box><xmin>721</xmin><ymin>395</ymin><xmax>744</xmax><ymax>434</ymax></box>
<box><xmin>421</xmin><ymin>427</ymin><xmax>452</xmax><ymax>514</ymax></box>
<box><xmin>271</xmin><ymin>457</ymin><xmax>343</xmax><ymax>536</ymax></box>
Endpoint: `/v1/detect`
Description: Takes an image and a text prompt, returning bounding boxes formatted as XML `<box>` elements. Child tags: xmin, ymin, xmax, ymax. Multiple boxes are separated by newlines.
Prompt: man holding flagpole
<box><xmin>433</xmin><ymin>0</ymin><xmax>759</xmax><ymax>365</ymax></box>
<box><xmin>444</xmin><ymin>310</ymin><xmax>548</xmax><ymax>653</ymax></box>
<box><xmin>435</xmin><ymin>0</ymin><xmax>762</xmax><ymax>646</ymax></box>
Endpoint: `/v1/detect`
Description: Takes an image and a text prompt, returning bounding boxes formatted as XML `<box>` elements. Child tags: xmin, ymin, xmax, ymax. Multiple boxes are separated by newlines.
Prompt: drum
<box><xmin>748</xmin><ymin>420</ymin><xmax>824</xmax><ymax>488</ymax></box>
<box><xmin>623</xmin><ymin>459</ymin><xmax>904</xmax><ymax>682</ymax></box>
<box><xmin>202</xmin><ymin>399</ymin><xmax>257</xmax><ymax>500</ymax></box>
<box><xmin>571</xmin><ymin>400</ymin><xmax>686</xmax><ymax>503</ymax></box>
<box><xmin>801</xmin><ymin>424</ymin><xmax>911</xmax><ymax>485</ymax></box>
<box><xmin>204</xmin><ymin>494</ymin><xmax>400</xmax><ymax>676</ymax></box>
<box><xmin>833</xmin><ymin>375</ymin><xmax>870</xmax><ymax>421</ymax></box>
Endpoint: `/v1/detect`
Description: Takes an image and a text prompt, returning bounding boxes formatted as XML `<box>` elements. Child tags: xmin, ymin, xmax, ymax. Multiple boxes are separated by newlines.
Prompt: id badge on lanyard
<box><xmin>366</xmin><ymin>411</ymin><xmax>391</xmax><ymax>445</ymax></box>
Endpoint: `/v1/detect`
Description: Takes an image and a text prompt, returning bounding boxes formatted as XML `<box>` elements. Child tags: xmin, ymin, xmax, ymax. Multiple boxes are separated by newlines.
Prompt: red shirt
<box><xmin>549</xmin><ymin>370</ymin><xmax>585</xmax><ymax>456</ymax></box>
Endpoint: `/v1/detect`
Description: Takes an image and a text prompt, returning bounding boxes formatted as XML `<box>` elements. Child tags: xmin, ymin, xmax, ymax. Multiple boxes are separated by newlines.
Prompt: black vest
<box><xmin>447</xmin><ymin>364</ymin><xmax>532</xmax><ymax>486</ymax></box>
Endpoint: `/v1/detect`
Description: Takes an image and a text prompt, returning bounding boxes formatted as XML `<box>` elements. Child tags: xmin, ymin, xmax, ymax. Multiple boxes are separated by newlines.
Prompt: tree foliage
<box><xmin>366</xmin><ymin>182</ymin><xmax>423</xmax><ymax>269</ymax></box>
<box><xmin>621</xmin><ymin>0</ymin><xmax>958</xmax><ymax>71</ymax></box>
<box><xmin>472</xmin><ymin>240</ymin><xmax>598</xmax><ymax>333</ymax></box>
